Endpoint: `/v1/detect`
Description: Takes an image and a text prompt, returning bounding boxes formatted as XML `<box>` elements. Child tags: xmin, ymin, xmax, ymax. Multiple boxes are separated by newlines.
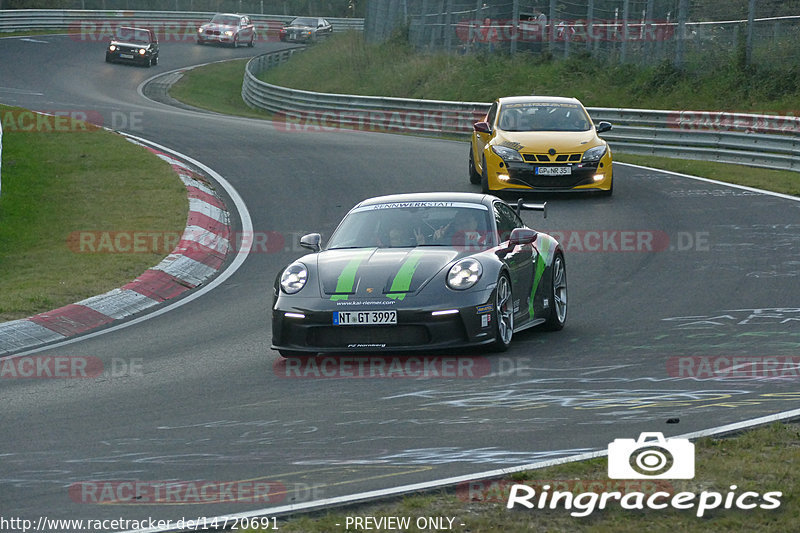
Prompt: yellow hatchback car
<box><xmin>469</xmin><ymin>96</ymin><xmax>613</xmax><ymax>195</ymax></box>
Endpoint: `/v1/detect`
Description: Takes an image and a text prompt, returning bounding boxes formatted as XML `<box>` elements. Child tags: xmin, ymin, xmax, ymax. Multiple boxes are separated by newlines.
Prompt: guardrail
<box><xmin>242</xmin><ymin>49</ymin><xmax>488</xmax><ymax>137</ymax></box>
<box><xmin>0</xmin><ymin>9</ymin><xmax>363</xmax><ymax>36</ymax></box>
<box><xmin>243</xmin><ymin>49</ymin><xmax>800</xmax><ymax>173</ymax></box>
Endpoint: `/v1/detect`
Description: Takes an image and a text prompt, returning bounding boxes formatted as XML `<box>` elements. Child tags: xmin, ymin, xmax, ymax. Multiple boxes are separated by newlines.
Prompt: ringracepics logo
<box><xmin>608</xmin><ymin>432</ymin><xmax>694</xmax><ymax>479</ymax></box>
<box><xmin>506</xmin><ymin>432</ymin><xmax>782</xmax><ymax>517</ymax></box>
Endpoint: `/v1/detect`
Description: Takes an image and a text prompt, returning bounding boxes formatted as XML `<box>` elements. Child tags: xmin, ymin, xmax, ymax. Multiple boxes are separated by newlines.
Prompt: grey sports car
<box><xmin>271</xmin><ymin>192</ymin><xmax>566</xmax><ymax>357</ymax></box>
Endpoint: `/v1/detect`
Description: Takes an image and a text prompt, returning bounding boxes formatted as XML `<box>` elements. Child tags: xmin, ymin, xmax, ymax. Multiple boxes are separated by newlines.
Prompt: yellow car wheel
<box><xmin>468</xmin><ymin>146</ymin><xmax>481</xmax><ymax>184</ymax></box>
<box><xmin>480</xmin><ymin>155</ymin><xmax>491</xmax><ymax>194</ymax></box>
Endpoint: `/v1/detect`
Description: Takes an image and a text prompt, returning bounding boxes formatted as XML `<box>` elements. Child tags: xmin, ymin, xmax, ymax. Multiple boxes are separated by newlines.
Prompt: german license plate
<box><xmin>334</xmin><ymin>310</ymin><xmax>397</xmax><ymax>325</ymax></box>
<box><xmin>120</xmin><ymin>54</ymin><xmax>134</xmax><ymax>59</ymax></box>
<box><xmin>536</xmin><ymin>166</ymin><xmax>571</xmax><ymax>176</ymax></box>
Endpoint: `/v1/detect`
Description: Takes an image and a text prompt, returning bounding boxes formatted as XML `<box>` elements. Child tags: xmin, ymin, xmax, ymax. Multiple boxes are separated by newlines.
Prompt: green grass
<box><xmin>245</xmin><ymin>423</ymin><xmax>799</xmax><ymax>532</ymax></box>
<box><xmin>0</xmin><ymin>105</ymin><xmax>188</xmax><ymax>321</ymax></box>
<box><xmin>168</xmin><ymin>58</ymin><xmax>270</xmax><ymax>119</ymax></box>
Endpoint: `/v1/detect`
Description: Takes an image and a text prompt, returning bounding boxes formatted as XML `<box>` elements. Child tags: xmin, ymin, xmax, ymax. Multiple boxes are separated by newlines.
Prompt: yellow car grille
<box><xmin>522</xmin><ymin>153</ymin><xmax>583</xmax><ymax>163</ymax></box>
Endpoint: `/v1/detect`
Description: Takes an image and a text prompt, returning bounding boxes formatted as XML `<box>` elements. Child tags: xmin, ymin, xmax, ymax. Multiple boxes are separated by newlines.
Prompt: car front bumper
<box><xmin>485</xmin><ymin>153</ymin><xmax>613</xmax><ymax>192</ymax></box>
<box><xmin>198</xmin><ymin>33</ymin><xmax>235</xmax><ymax>44</ymax></box>
<box><xmin>106</xmin><ymin>50</ymin><xmax>152</xmax><ymax>64</ymax></box>
<box><xmin>272</xmin><ymin>289</ymin><xmax>498</xmax><ymax>353</ymax></box>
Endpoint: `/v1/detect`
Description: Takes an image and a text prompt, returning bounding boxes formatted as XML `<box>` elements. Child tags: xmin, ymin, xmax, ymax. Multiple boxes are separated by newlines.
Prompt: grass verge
<box><xmin>245</xmin><ymin>422</ymin><xmax>799</xmax><ymax>532</ymax></box>
<box><xmin>168</xmin><ymin>58</ymin><xmax>271</xmax><ymax>119</ymax></box>
<box><xmin>0</xmin><ymin>105</ymin><xmax>188</xmax><ymax>321</ymax></box>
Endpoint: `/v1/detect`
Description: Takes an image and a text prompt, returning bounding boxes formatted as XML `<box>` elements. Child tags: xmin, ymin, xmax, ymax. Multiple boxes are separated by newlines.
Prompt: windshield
<box><xmin>289</xmin><ymin>17</ymin><xmax>318</xmax><ymax>27</ymax></box>
<box><xmin>327</xmin><ymin>204</ymin><xmax>492</xmax><ymax>249</ymax></box>
<box><xmin>211</xmin><ymin>15</ymin><xmax>239</xmax><ymax>25</ymax></box>
<box><xmin>497</xmin><ymin>102</ymin><xmax>592</xmax><ymax>132</ymax></box>
<box><xmin>115</xmin><ymin>28</ymin><xmax>151</xmax><ymax>43</ymax></box>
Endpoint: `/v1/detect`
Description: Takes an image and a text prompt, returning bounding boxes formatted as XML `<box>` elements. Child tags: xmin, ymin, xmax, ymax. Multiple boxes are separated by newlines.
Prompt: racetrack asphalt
<box><xmin>1</xmin><ymin>34</ymin><xmax>799</xmax><ymax>529</ymax></box>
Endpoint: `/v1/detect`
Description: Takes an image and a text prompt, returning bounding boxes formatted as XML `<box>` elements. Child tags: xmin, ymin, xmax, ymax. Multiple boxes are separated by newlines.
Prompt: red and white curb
<box><xmin>0</xmin><ymin>139</ymin><xmax>232</xmax><ymax>355</ymax></box>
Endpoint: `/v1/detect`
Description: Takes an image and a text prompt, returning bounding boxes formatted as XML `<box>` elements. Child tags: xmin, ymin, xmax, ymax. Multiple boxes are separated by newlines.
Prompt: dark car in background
<box><xmin>197</xmin><ymin>13</ymin><xmax>255</xmax><ymax>47</ymax></box>
<box><xmin>278</xmin><ymin>17</ymin><xmax>333</xmax><ymax>43</ymax></box>
<box><xmin>105</xmin><ymin>27</ymin><xmax>159</xmax><ymax>67</ymax></box>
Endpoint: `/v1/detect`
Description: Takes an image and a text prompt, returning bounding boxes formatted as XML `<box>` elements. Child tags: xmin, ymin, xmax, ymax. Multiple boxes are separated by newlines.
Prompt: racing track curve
<box><xmin>1</xmin><ymin>34</ymin><xmax>799</xmax><ymax>529</ymax></box>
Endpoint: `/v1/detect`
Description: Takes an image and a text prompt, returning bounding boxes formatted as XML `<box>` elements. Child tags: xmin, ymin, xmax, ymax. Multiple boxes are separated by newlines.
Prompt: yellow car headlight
<box><xmin>491</xmin><ymin>145</ymin><xmax>524</xmax><ymax>163</ymax></box>
<box><xmin>582</xmin><ymin>145</ymin><xmax>607</xmax><ymax>163</ymax></box>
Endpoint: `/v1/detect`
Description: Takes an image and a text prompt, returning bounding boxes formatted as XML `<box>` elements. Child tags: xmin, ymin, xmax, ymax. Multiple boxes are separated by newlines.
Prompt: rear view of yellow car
<box><xmin>469</xmin><ymin>96</ymin><xmax>613</xmax><ymax>195</ymax></box>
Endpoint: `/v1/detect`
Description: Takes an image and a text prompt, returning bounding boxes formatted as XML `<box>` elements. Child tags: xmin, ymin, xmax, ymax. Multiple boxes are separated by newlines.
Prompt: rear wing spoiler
<box><xmin>516</xmin><ymin>199</ymin><xmax>547</xmax><ymax>219</ymax></box>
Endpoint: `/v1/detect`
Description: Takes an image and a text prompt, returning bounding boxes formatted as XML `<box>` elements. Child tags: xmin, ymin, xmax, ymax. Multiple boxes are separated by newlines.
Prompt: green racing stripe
<box><xmin>330</xmin><ymin>251</ymin><xmax>371</xmax><ymax>301</ymax></box>
<box><xmin>387</xmin><ymin>250</ymin><xmax>424</xmax><ymax>301</ymax></box>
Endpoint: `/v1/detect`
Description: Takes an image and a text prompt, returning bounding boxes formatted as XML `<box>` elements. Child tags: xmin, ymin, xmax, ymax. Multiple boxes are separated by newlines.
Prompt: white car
<box><xmin>197</xmin><ymin>13</ymin><xmax>255</xmax><ymax>47</ymax></box>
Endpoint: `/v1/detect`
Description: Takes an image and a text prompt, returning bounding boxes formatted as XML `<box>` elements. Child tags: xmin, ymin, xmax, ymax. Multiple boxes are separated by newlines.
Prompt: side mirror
<box><xmin>473</xmin><ymin>121</ymin><xmax>492</xmax><ymax>134</ymax></box>
<box><xmin>509</xmin><ymin>227</ymin><xmax>537</xmax><ymax>246</ymax></box>
<box><xmin>497</xmin><ymin>228</ymin><xmax>537</xmax><ymax>257</ymax></box>
<box><xmin>596</xmin><ymin>121</ymin><xmax>612</xmax><ymax>133</ymax></box>
<box><xmin>299</xmin><ymin>233</ymin><xmax>322</xmax><ymax>252</ymax></box>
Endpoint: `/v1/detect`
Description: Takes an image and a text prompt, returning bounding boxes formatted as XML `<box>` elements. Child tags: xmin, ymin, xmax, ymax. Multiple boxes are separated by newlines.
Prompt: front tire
<box><xmin>492</xmin><ymin>273</ymin><xmax>514</xmax><ymax>351</ymax></box>
<box><xmin>469</xmin><ymin>146</ymin><xmax>481</xmax><ymax>184</ymax></box>
<box><xmin>481</xmin><ymin>156</ymin><xmax>491</xmax><ymax>194</ymax></box>
<box><xmin>543</xmin><ymin>252</ymin><xmax>567</xmax><ymax>330</ymax></box>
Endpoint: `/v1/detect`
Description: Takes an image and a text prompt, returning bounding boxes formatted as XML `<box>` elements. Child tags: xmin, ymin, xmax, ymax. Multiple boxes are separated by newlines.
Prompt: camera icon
<box><xmin>608</xmin><ymin>432</ymin><xmax>695</xmax><ymax>479</ymax></box>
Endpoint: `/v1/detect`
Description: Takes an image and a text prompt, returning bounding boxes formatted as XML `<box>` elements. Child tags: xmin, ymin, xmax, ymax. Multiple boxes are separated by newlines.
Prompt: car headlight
<box><xmin>447</xmin><ymin>258</ymin><xmax>482</xmax><ymax>290</ymax></box>
<box><xmin>224</xmin><ymin>30</ymin><xmax>234</xmax><ymax>37</ymax></box>
<box><xmin>491</xmin><ymin>145</ymin><xmax>524</xmax><ymax>163</ymax></box>
<box><xmin>582</xmin><ymin>145</ymin><xmax>607</xmax><ymax>163</ymax></box>
<box><xmin>108</xmin><ymin>45</ymin><xmax>116</xmax><ymax>51</ymax></box>
<box><xmin>138</xmin><ymin>48</ymin><xmax>146</xmax><ymax>55</ymax></box>
<box><xmin>280</xmin><ymin>262</ymin><xmax>308</xmax><ymax>294</ymax></box>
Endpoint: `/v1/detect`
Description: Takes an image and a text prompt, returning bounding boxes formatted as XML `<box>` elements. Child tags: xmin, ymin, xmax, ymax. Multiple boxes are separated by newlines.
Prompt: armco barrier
<box><xmin>242</xmin><ymin>49</ymin><xmax>800</xmax><ymax>173</ymax></box>
<box><xmin>0</xmin><ymin>9</ymin><xmax>363</xmax><ymax>36</ymax></box>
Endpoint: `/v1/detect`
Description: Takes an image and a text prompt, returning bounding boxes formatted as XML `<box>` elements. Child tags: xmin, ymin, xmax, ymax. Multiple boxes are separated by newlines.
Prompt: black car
<box><xmin>278</xmin><ymin>17</ymin><xmax>333</xmax><ymax>43</ymax></box>
<box><xmin>272</xmin><ymin>192</ymin><xmax>566</xmax><ymax>357</ymax></box>
<box><xmin>105</xmin><ymin>27</ymin><xmax>159</xmax><ymax>67</ymax></box>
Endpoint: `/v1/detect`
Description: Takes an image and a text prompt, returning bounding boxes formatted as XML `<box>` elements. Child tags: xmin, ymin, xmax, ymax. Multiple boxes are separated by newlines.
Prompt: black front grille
<box><xmin>522</xmin><ymin>153</ymin><xmax>582</xmax><ymax>163</ymax></box>
<box><xmin>510</xmin><ymin>170</ymin><xmax>593</xmax><ymax>188</ymax></box>
<box><xmin>307</xmin><ymin>325</ymin><xmax>430</xmax><ymax>347</ymax></box>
